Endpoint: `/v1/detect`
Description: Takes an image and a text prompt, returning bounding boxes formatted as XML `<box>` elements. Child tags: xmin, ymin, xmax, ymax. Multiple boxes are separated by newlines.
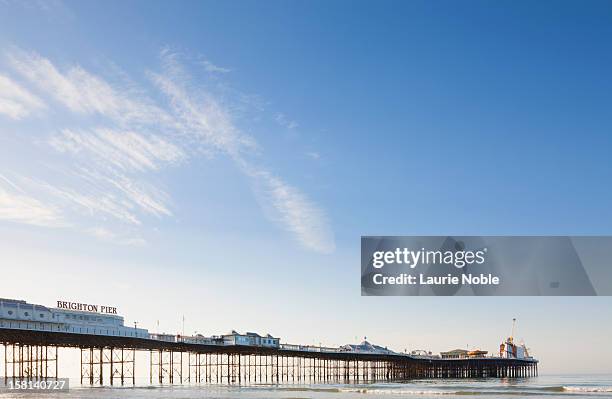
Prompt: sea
<box><xmin>1</xmin><ymin>375</ymin><xmax>611</xmax><ymax>398</ymax></box>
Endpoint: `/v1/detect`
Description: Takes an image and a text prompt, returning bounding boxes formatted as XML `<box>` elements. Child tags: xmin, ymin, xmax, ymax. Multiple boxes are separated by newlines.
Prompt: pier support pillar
<box><xmin>4</xmin><ymin>344</ymin><xmax>58</xmax><ymax>382</ymax></box>
<box><xmin>150</xmin><ymin>349</ymin><xmax>182</xmax><ymax>384</ymax></box>
<box><xmin>81</xmin><ymin>347</ymin><xmax>135</xmax><ymax>386</ymax></box>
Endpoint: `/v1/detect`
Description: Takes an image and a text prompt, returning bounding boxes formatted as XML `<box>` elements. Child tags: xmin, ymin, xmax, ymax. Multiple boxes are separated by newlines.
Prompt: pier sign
<box><xmin>56</xmin><ymin>301</ymin><xmax>117</xmax><ymax>314</ymax></box>
<box><xmin>361</xmin><ymin>236</ymin><xmax>612</xmax><ymax>296</ymax></box>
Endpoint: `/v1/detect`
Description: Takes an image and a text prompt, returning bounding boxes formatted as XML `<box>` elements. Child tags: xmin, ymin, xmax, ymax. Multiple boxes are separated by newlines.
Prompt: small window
<box><xmin>7</xmin><ymin>311</ymin><xmax>13</xmax><ymax>315</ymax></box>
<box><xmin>40</xmin><ymin>313</ymin><xmax>45</xmax><ymax>318</ymax></box>
<box><xmin>24</xmin><ymin>312</ymin><xmax>29</xmax><ymax>316</ymax></box>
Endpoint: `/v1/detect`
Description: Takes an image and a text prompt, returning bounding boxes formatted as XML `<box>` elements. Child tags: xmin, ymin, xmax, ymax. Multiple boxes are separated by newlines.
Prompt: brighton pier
<box><xmin>0</xmin><ymin>298</ymin><xmax>538</xmax><ymax>386</ymax></box>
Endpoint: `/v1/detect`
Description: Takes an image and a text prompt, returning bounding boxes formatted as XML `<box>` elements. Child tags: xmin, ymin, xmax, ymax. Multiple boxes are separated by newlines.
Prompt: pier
<box><xmin>0</xmin><ymin>328</ymin><xmax>538</xmax><ymax>386</ymax></box>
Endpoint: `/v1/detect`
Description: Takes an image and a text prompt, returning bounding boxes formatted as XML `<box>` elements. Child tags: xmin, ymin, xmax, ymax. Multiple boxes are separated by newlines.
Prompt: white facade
<box><xmin>0</xmin><ymin>298</ymin><xmax>148</xmax><ymax>338</ymax></box>
<box><xmin>223</xmin><ymin>331</ymin><xmax>280</xmax><ymax>347</ymax></box>
<box><xmin>0</xmin><ymin>299</ymin><xmax>281</xmax><ymax>348</ymax></box>
<box><xmin>150</xmin><ymin>333</ymin><xmax>178</xmax><ymax>342</ymax></box>
<box><xmin>180</xmin><ymin>334</ymin><xmax>224</xmax><ymax>345</ymax></box>
<box><xmin>339</xmin><ymin>340</ymin><xmax>396</xmax><ymax>355</ymax></box>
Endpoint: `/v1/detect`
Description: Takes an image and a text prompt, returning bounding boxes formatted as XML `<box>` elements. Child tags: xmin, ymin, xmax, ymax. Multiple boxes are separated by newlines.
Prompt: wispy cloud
<box><xmin>30</xmin><ymin>175</ymin><xmax>142</xmax><ymax>225</ymax></box>
<box><xmin>3</xmin><ymin>50</ymin><xmax>182</xmax><ymax>231</ymax></box>
<box><xmin>44</xmin><ymin>127</ymin><xmax>179</xmax><ymax>225</ymax></box>
<box><xmin>152</xmin><ymin>51</ymin><xmax>335</xmax><ymax>253</ymax></box>
<box><xmin>96</xmin><ymin>170</ymin><xmax>172</xmax><ymax>218</ymax></box>
<box><xmin>306</xmin><ymin>151</ymin><xmax>321</xmax><ymax>160</ymax></box>
<box><xmin>87</xmin><ymin>226</ymin><xmax>116</xmax><ymax>240</ymax></box>
<box><xmin>264</xmin><ymin>175</ymin><xmax>334</xmax><ymax>253</ymax></box>
<box><xmin>0</xmin><ymin>74</ymin><xmax>45</xmax><ymax>119</ymax></box>
<box><xmin>244</xmin><ymin>165</ymin><xmax>335</xmax><ymax>253</ymax></box>
<box><xmin>86</xmin><ymin>226</ymin><xmax>147</xmax><ymax>246</ymax></box>
<box><xmin>200</xmin><ymin>59</ymin><xmax>231</xmax><ymax>74</ymax></box>
<box><xmin>49</xmin><ymin>128</ymin><xmax>185</xmax><ymax>172</ymax></box>
<box><xmin>275</xmin><ymin>112</ymin><xmax>298</xmax><ymax>130</ymax></box>
<box><xmin>151</xmin><ymin>73</ymin><xmax>253</xmax><ymax>156</ymax></box>
<box><xmin>0</xmin><ymin>173</ymin><xmax>63</xmax><ymax>227</ymax></box>
<box><xmin>0</xmin><ymin>47</ymin><xmax>335</xmax><ymax>253</ymax></box>
<box><xmin>8</xmin><ymin>50</ymin><xmax>173</xmax><ymax>126</ymax></box>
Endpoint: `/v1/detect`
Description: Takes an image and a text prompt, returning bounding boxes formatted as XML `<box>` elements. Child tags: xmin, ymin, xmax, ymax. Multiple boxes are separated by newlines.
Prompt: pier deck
<box><xmin>0</xmin><ymin>328</ymin><xmax>538</xmax><ymax>385</ymax></box>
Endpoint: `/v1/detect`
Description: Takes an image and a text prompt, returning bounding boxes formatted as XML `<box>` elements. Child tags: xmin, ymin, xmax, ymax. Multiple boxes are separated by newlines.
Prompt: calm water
<box><xmin>1</xmin><ymin>375</ymin><xmax>611</xmax><ymax>398</ymax></box>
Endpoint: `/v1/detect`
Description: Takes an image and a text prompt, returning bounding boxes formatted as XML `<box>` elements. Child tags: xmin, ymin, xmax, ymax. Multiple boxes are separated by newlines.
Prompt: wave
<box><xmin>334</xmin><ymin>385</ymin><xmax>612</xmax><ymax>396</ymax></box>
<box><xmin>211</xmin><ymin>381</ymin><xmax>612</xmax><ymax>396</ymax></box>
<box><xmin>275</xmin><ymin>387</ymin><xmax>342</xmax><ymax>393</ymax></box>
<box><xmin>563</xmin><ymin>386</ymin><xmax>612</xmax><ymax>392</ymax></box>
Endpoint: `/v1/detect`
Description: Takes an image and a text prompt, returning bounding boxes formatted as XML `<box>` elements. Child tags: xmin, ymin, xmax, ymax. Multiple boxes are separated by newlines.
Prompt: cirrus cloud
<box><xmin>0</xmin><ymin>48</ymin><xmax>335</xmax><ymax>253</ymax></box>
<box><xmin>0</xmin><ymin>74</ymin><xmax>45</xmax><ymax>120</ymax></box>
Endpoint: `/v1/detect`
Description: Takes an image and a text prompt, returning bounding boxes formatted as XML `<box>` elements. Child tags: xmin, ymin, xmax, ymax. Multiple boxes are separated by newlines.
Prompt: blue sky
<box><xmin>1</xmin><ymin>0</ymin><xmax>612</xmax><ymax>374</ymax></box>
